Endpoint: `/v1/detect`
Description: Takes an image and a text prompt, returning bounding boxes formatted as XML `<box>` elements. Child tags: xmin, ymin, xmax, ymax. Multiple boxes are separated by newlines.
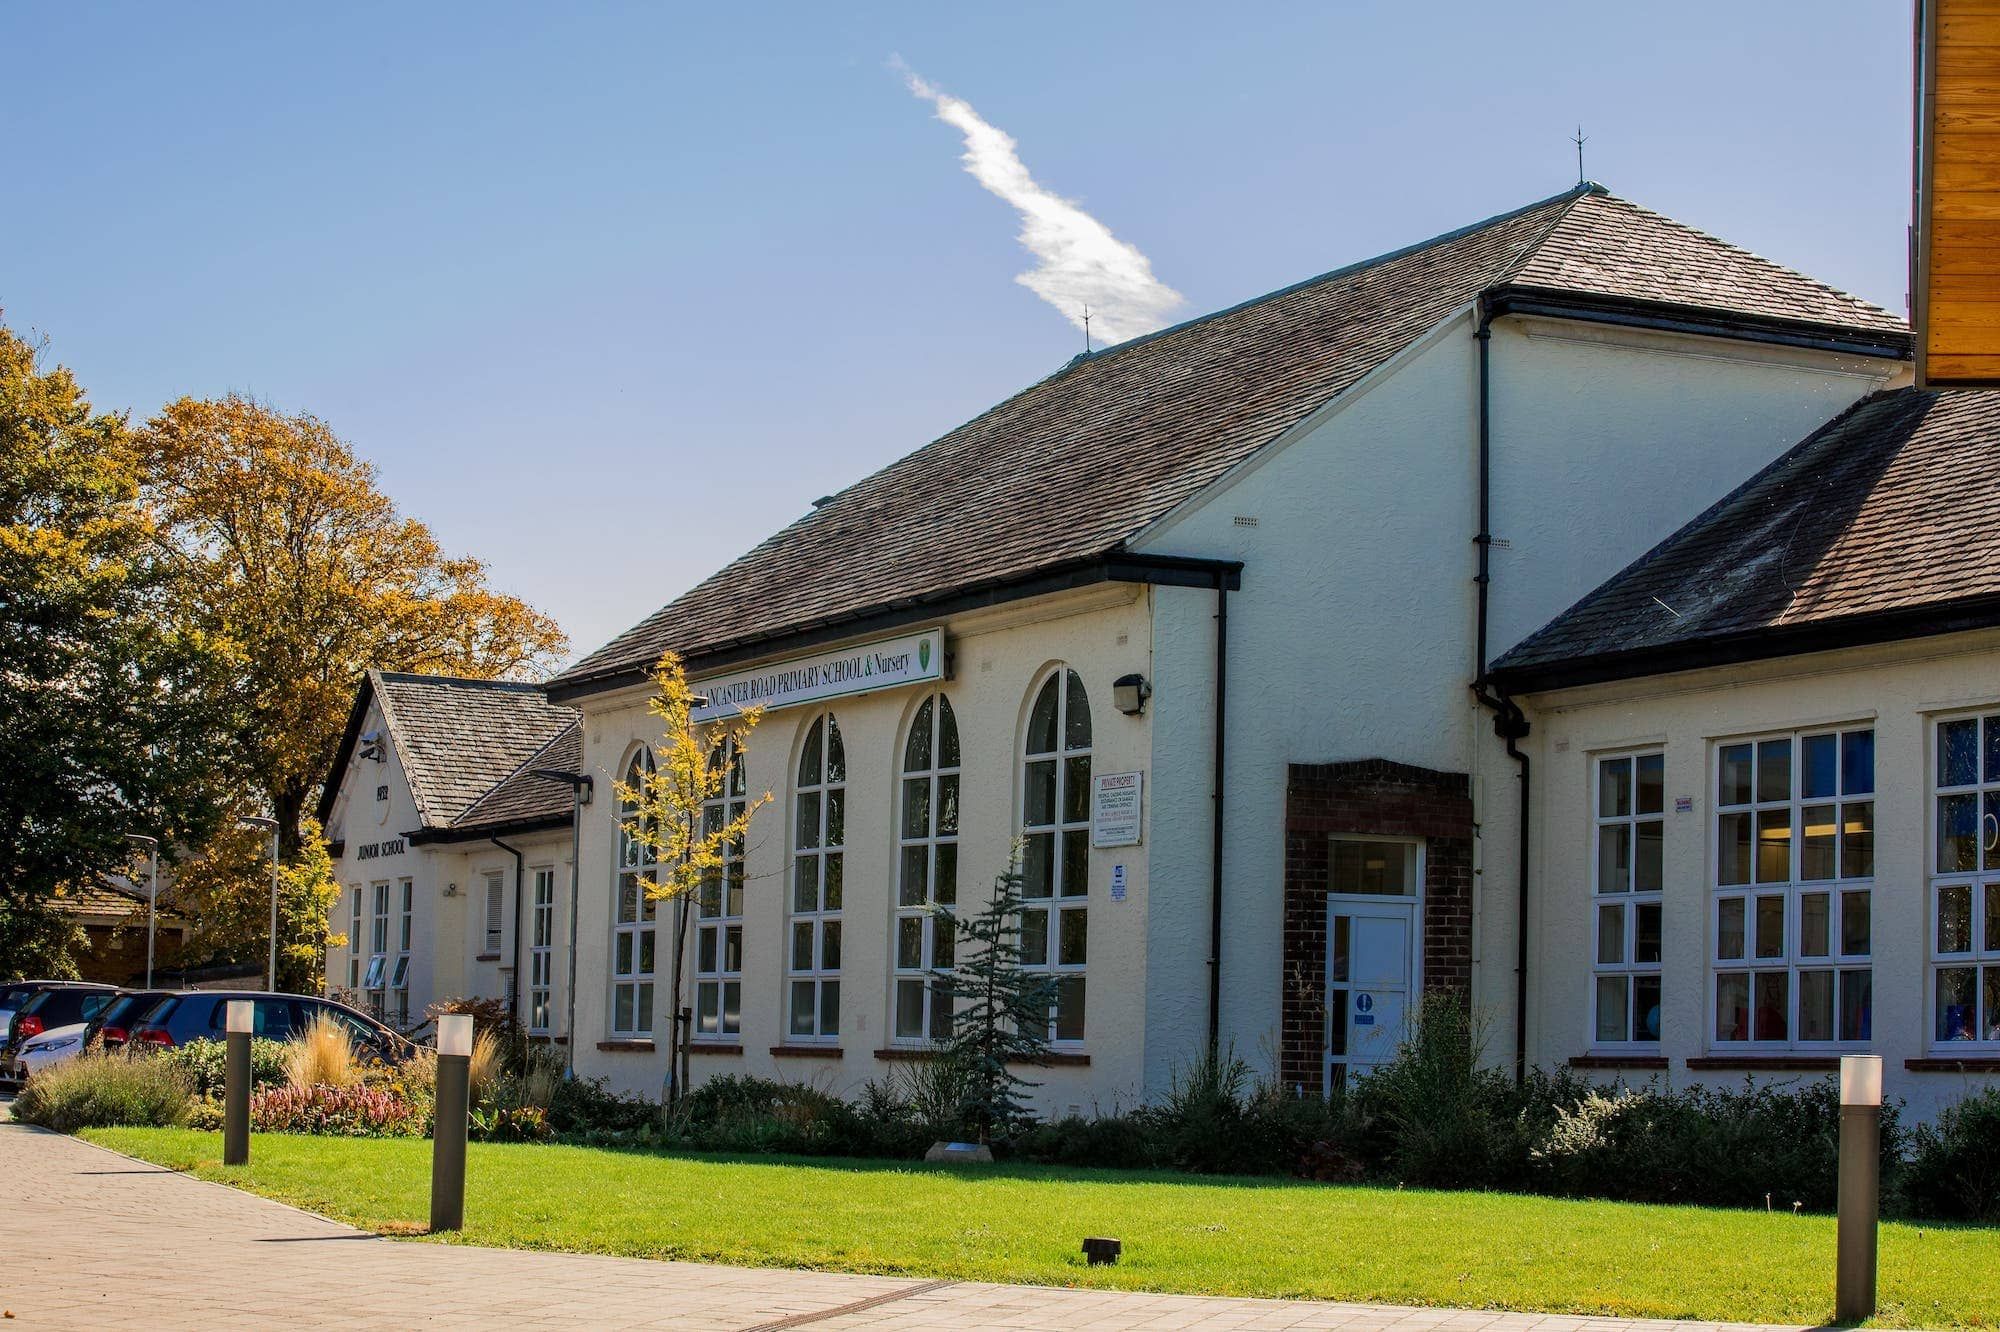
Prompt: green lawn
<box><xmin>85</xmin><ymin>1128</ymin><xmax>1998</xmax><ymax>1329</ymax></box>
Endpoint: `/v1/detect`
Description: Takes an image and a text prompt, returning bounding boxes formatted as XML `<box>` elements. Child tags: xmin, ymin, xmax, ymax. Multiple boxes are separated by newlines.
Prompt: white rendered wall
<box><xmin>322</xmin><ymin>698</ymin><xmax>436</xmax><ymax>1018</ymax></box>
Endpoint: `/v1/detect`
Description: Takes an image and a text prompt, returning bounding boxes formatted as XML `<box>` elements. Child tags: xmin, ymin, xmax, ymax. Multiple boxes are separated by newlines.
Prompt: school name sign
<box><xmin>689</xmin><ymin>628</ymin><xmax>946</xmax><ymax>722</ymax></box>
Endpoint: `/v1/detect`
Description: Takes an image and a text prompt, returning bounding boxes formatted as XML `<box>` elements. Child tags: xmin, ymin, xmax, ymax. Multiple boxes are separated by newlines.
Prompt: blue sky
<box><xmin>2</xmin><ymin>2</ymin><xmax>1911</xmax><ymax>663</ymax></box>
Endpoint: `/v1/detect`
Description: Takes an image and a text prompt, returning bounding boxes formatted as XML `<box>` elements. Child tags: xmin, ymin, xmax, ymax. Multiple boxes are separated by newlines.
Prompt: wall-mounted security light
<box><xmin>1112</xmin><ymin>673</ymin><xmax>1152</xmax><ymax>716</ymax></box>
<box><xmin>532</xmin><ymin>769</ymin><xmax>593</xmax><ymax>807</ymax></box>
<box><xmin>359</xmin><ymin>729</ymin><xmax>386</xmax><ymax>762</ymax></box>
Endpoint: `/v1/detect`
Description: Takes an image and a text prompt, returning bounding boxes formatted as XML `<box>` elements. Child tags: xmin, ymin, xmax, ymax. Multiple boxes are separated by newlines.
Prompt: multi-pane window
<box><xmin>347</xmin><ymin>886</ymin><xmax>363</xmax><ymax>990</ymax></box>
<box><xmin>788</xmin><ymin>714</ymin><xmax>845</xmax><ymax>1042</ymax></box>
<box><xmin>483</xmin><ymin>870</ymin><xmax>504</xmax><ymax>955</ymax></box>
<box><xmin>1931</xmin><ymin>714</ymin><xmax>2000</xmax><ymax>1046</ymax></box>
<box><xmin>612</xmin><ymin>749</ymin><xmax>658</xmax><ymax>1037</ymax></box>
<box><xmin>1022</xmin><ymin>668</ymin><xmax>1091</xmax><ymax>1044</ymax></box>
<box><xmin>1712</xmin><ymin>728</ymin><xmax>1874</xmax><ymax>1047</ymax></box>
<box><xmin>694</xmin><ymin>739</ymin><xmax>746</xmax><ymax>1041</ymax></box>
<box><xmin>391</xmin><ymin>878</ymin><xmax>412</xmax><ymax>1026</ymax></box>
<box><xmin>528</xmin><ymin>866</ymin><xmax>555</xmax><ymax>1035</ymax></box>
<box><xmin>1593</xmin><ymin>753</ymin><xmax>1664</xmax><ymax>1045</ymax></box>
<box><xmin>364</xmin><ymin>880</ymin><xmax>390</xmax><ymax>1017</ymax></box>
<box><xmin>895</xmin><ymin>694</ymin><xmax>960</xmax><ymax>1042</ymax></box>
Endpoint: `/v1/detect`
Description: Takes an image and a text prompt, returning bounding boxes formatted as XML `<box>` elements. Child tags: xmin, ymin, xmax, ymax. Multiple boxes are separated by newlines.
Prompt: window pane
<box><xmin>793</xmin><ymin>856</ymin><xmax>819</xmax><ymax>913</ymax></box>
<box><xmin>935</xmin><ymin>843</ymin><xmax>957</xmax><ymax>905</ymax></box>
<box><xmin>1327</xmin><ymin>989</ymin><xmax>1348</xmax><ymax>1055</ymax></box>
<box><xmin>790</xmin><ymin>982</ymin><xmax>815</xmax><ymax>1037</ymax></box>
<box><xmin>822</xmin><ymin>921</ymin><xmax>841</xmax><ymax>970</ymax></box>
<box><xmin>1635</xmin><ymin>820</ymin><xmax>1663</xmax><ymax>894</ymax></box>
<box><xmin>936</xmin><ymin>775</ymin><xmax>958</xmax><ymax>836</ymax></box>
<box><xmin>1841</xmin><ymin>890</ymin><xmax>1871</xmax><ymax>957</ymax></box>
<box><xmin>1987</xmin><ymin>884</ymin><xmax>2000</xmax><ymax>952</ymax></box>
<box><xmin>1939</xmin><ymin>884</ymin><xmax>1973</xmax><ymax>953</ymax></box>
<box><xmin>1757</xmin><ymin>739</ymin><xmax>1792</xmax><ymax>803</ymax></box>
<box><xmin>825</xmin><ymin>717</ymin><xmax>845</xmax><ymax>783</ymax></box>
<box><xmin>792</xmin><ymin>922</ymin><xmax>813</xmax><ymax>972</ymax></box>
<box><xmin>1840</xmin><ymin>970</ymin><xmax>1872</xmax><ymax>1043</ymax></box>
<box><xmin>1330</xmin><ymin>915</ymin><xmax>1350</xmax><ymax>984</ymax></box>
<box><xmin>1024</xmin><ymin>761</ymin><xmax>1056</xmax><ymax>827</ymax></box>
<box><xmin>1021</xmin><ymin>907</ymin><xmax>1049</xmax><ymax>966</ymax></box>
<box><xmin>1061</xmin><ymin>829</ymin><xmax>1090</xmax><ymax>898</ymax></box>
<box><xmin>1939</xmin><ymin>794</ymin><xmax>1979</xmax><ymax>873</ymax></box>
<box><xmin>615</xmin><ymin>985</ymin><xmax>634</xmax><ymax>1033</ymax></box>
<box><xmin>1799</xmin><ymin>970</ymin><xmax>1833</xmax><ymax>1042</ymax></box>
<box><xmin>618</xmin><ymin>876</ymin><xmax>639</xmax><ymax>924</ymax></box>
<box><xmin>902</xmin><ymin>777</ymin><xmax>932</xmax><ymax>839</ymax></box>
<box><xmin>723</xmin><ymin>925</ymin><xmax>742</xmax><ymax>971</ymax></box>
<box><xmin>722</xmin><ymin>982</ymin><xmax>740</xmax><ymax>1034</ymax></box>
<box><xmin>1988</xmin><ymin>792</ymin><xmax>2000</xmax><ymax>872</ymax></box>
<box><xmin>799</xmin><ymin>718</ymin><xmax>823</xmax><ymax>787</ymax></box>
<box><xmin>1595</xmin><ymin>975</ymin><xmax>1629</xmax><ymax>1043</ymax></box>
<box><xmin>1718</xmin><ymin>897</ymin><xmax>1746</xmax><ymax>960</ymax></box>
<box><xmin>899</xmin><ymin>846</ymin><xmax>928</xmax><ymax>907</ymax></box>
<box><xmin>1801</xmin><ymin>804</ymin><xmax>1836</xmax><ymax>881</ymax></box>
<box><xmin>820</xmin><ymin>980</ymin><xmax>839</xmax><ymax>1035</ymax></box>
<box><xmin>1599</xmin><ymin>757</ymin><xmax>1631</xmax><ymax>818</ymax></box>
<box><xmin>1718</xmin><ymin>813</ymin><xmax>1752</xmax><ymax>886</ymax></box>
<box><xmin>1598</xmin><ymin>823</ymin><xmax>1631</xmax><ymax>893</ymax></box>
<box><xmin>1063</xmin><ymin>755</ymin><xmax>1092</xmax><ymax>824</ymax></box>
<box><xmin>615</xmin><ymin>932</ymin><xmax>633</xmax><ymax>976</ymax></box>
<box><xmin>1755</xmin><ymin>895</ymin><xmax>1786</xmax><ymax>958</ymax></box>
<box><xmin>933</xmin><ymin>917</ymin><xmax>955</xmax><ymax>969</ymax></box>
<box><xmin>1843</xmin><ymin>802</ymin><xmax>1874</xmax><ymax>879</ymax></box>
<box><xmin>937</xmin><ymin>698</ymin><xmax>960</xmax><ymax>768</ymax></box>
<box><xmin>1938</xmin><ymin>967</ymin><xmax>1978</xmax><ymax>1041</ymax></box>
<box><xmin>1027</xmin><ymin>677</ymin><xmax>1059</xmax><ymax>755</ymax></box>
<box><xmin>1055</xmin><ymin>976</ymin><xmax>1086</xmax><ymax>1040</ymax></box>
<box><xmin>895</xmin><ymin>979</ymin><xmax>925</xmax><ymax>1038</ymax></box>
<box><xmin>796</xmin><ymin>792</ymin><xmax>821</xmax><ymax>850</ymax></box>
<box><xmin>637</xmin><ymin>929</ymin><xmax>655</xmax><ymax>975</ymax></box>
<box><xmin>1637</xmin><ymin>753</ymin><xmax>1665</xmax><ymax>816</ymax></box>
<box><xmin>1719</xmin><ymin>744</ymin><xmax>1753</xmax><ymax>806</ymax></box>
<box><xmin>1985</xmin><ymin>968</ymin><xmax>2000</xmax><ymax>1043</ymax></box>
<box><xmin>1063</xmin><ymin>671</ymin><xmax>1092</xmax><ymax>750</ymax></box>
<box><xmin>824</xmin><ymin>853</ymin><xmax>843</xmax><ymax>910</ymax></box>
<box><xmin>1022</xmin><ymin>834</ymin><xmax>1054</xmax><ymax>898</ymax></box>
<box><xmin>1753</xmin><ymin>971</ymin><xmax>1789</xmax><ymax>1042</ymax></box>
<box><xmin>1058</xmin><ymin>907</ymin><xmax>1088</xmax><ymax>966</ymax></box>
<box><xmin>1801</xmin><ymin>892</ymin><xmax>1831</xmax><ymax>957</ymax></box>
<box><xmin>929</xmin><ymin>979</ymin><xmax>954</xmax><ymax>1040</ymax></box>
<box><xmin>904</xmin><ymin>699</ymin><xmax>933</xmax><ymax>772</ymax></box>
<box><xmin>1843</xmin><ymin>730</ymin><xmax>1875</xmax><ymax>795</ymax></box>
<box><xmin>1716</xmin><ymin>972</ymin><xmax>1749</xmax><ymax>1041</ymax></box>
<box><xmin>697</xmin><ymin>927</ymin><xmax>716</xmax><ymax>972</ymax></box>
<box><xmin>1942</xmin><ymin>718</ymin><xmax>1979</xmax><ymax>788</ymax></box>
<box><xmin>1634</xmin><ymin>903</ymin><xmax>1662</xmax><ymax>964</ymax></box>
<box><xmin>1756</xmin><ymin>809</ymin><xmax>1791</xmax><ymax>884</ymax></box>
<box><xmin>695</xmin><ymin>983</ymin><xmax>717</xmax><ymax>1035</ymax></box>
<box><xmin>1802</xmin><ymin>733</ymin><xmax>1838</xmax><ymax>800</ymax></box>
<box><xmin>1597</xmin><ymin>904</ymin><xmax>1625</xmax><ymax>965</ymax></box>
<box><xmin>1633</xmin><ymin>974</ymin><xmax>1662</xmax><ymax>1042</ymax></box>
<box><xmin>897</xmin><ymin>916</ymin><xmax>922</xmax><ymax>969</ymax></box>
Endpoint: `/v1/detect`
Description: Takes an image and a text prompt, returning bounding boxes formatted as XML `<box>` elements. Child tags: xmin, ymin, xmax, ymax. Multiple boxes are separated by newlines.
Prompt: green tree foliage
<box><xmin>0</xmin><ymin>322</ymin><xmax>234</xmax><ymax>975</ymax></box>
<box><xmin>933</xmin><ymin>854</ymin><xmax>1057</xmax><ymax>1142</ymax></box>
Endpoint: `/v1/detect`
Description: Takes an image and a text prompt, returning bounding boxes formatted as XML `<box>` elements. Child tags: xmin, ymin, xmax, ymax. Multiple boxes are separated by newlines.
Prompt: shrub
<box><xmin>285</xmin><ymin>1014</ymin><xmax>359</xmax><ymax>1090</ymax></box>
<box><xmin>13</xmin><ymin>1053</ymin><xmax>192</xmax><ymax>1132</ymax></box>
<box><xmin>471</xmin><ymin>1105</ymin><xmax>552</xmax><ymax>1142</ymax></box>
<box><xmin>157</xmin><ymin>1037</ymin><xmax>289</xmax><ymax>1095</ymax></box>
<box><xmin>1904</xmin><ymin>1086</ymin><xmax>2000</xmax><ymax>1222</ymax></box>
<box><xmin>1350</xmin><ymin>994</ymin><xmax>1519</xmax><ymax>1188</ymax></box>
<box><xmin>664</xmin><ymin>1074</ymin><xmax>866</xmax><ymax>1155</ymax></box>
<box><xmin>250</xmin><ymin>1083</ymin><xmax>420</xmax><ymax>1136</ymax></box>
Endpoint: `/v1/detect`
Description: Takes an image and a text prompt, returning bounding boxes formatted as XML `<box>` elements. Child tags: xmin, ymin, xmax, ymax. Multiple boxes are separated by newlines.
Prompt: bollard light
<box><xmin>222</xmin><ymin>1000</ymin><xmax>254</xmax><ymax>1166</ymax></box>
<box><xmin>430</xmin><ymin>1014</ymin><xmax>474</xmax><ymax>1232</ymax></box>
<box><xmin>1835</xmin><ymin>1054</ymin><xmax>1881</xmax><ymax>1325</ymax></box>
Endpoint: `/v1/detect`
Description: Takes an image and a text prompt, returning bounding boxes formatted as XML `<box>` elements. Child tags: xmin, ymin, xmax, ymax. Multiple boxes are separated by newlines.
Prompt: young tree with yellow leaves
<box><xmin>137</xmin><ymin>394</ymin><xmax>569</xmax><ymax>855</ymax></box>
<box><xmin>615</xmin><ymin>650</ymin><xmax>771</xmax><ymax>1092</ymax></box>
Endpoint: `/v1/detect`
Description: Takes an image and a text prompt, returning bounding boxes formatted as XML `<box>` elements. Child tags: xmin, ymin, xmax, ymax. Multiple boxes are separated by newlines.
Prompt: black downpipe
<box><xmin>491</xmin><ymin>837</ymin><xmax>525</xmax><ymax>1027</ymax></box>
<box><xmin>1207</xmin><ymin>573</ymin><xmax>1230</xmax><ymax>1056</ymax></box>
<box><xmin>1469</xmin><ymin>305</ymin><xmax>1535</xmax><ymax>1085</ymax></box>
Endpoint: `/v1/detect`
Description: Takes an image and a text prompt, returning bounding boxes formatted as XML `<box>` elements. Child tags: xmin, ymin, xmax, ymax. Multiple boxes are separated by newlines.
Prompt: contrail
<box><xmin>896</xmin><ymin>60</ymin><xmax>1183</xmax><ymax>347</ymax></box>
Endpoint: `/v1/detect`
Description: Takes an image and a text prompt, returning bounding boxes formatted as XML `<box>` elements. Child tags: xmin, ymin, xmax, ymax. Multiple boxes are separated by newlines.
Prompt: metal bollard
<box><xmin>430</xmin><ymin>1014</ymin><xmax>473</xmax><ymax>1233</ymax></box>
<box><xmin>1835</xmin><ymin>1055</ymin><xmax>1881</xmax><ymax>1325</ymax></box>
<box><xmin>223</xmin><ymin>1000</ymin><xmax>252</xmax><ymax>1166</ymax></box>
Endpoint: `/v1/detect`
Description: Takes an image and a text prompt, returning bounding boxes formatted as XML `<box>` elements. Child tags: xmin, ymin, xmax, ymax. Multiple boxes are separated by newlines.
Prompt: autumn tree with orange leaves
<box><xmin>139</xmin><ymin>395</ymin><xmax>569</xmax><ymax>855</ymax></box>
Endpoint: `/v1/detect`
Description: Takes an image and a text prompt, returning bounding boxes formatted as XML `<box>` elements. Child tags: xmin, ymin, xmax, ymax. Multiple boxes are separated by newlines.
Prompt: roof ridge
<box><xmin>373</xmin><ymin>669</ymin><xmax>550</xmax><ymax>693</ymax></box>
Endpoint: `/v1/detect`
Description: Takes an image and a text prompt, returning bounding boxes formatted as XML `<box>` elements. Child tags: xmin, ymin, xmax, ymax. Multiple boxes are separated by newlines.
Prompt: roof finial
<box><xmin>1572</xmin><ymin>125</ymin><xmax>1588</xmax><ymax>186</ymax></box>
<box><xmin>1083</xmin><ymin>303</ymin><xmax>1092</xmax><ymax>354</ymax></box>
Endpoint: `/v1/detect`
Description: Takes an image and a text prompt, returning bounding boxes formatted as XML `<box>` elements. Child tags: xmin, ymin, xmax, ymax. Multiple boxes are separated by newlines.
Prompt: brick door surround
<box><xmin>1281</xmin><ymin>758</ymin><xmax>1474</xmax><ymax>1096</ymax></box>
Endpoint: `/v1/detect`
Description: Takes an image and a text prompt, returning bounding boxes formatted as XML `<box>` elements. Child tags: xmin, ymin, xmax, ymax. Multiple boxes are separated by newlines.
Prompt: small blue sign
<box><xmin>1355</xmin><ymin>993</ymin><xmax>1374</xmax><ymax>1013</ymax></box>
<box><xmin>1354</xmin><ymin>1015</ymin><xmax>1375</xmax><ymax>1026</ymax></box>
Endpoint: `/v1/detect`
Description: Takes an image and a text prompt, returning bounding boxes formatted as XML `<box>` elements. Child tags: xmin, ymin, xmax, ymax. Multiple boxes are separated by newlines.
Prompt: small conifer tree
<box><xmin>933</xmin><ymin>852</ymin><xmax>1057</xmax><ymax>1143</ymax></box>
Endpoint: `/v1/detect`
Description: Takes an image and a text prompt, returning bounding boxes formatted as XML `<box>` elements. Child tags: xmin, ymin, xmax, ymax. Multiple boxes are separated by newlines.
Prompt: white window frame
<box><xmin>1020</xmin><ymin>667</ymin><xmax>1090</xmax><ymax>1047</ymax></box>
<box><xmin>1323</xmin><ymin>835</ymin><xmax>1424</xmax><ymax>1092</ymax></box>
<box><xmin>391</xmin><ymin>877</ymin><xmax>412</xmax><ymax>1026</ymax></box>
<box><xmin>528</xmin><ymin>865</ymin><xmax>556</xmax><ymax>1036</ymax></box>
<box><xmin>893</xmin><ymin>692</ymin><xmax>960</xmax><ymax>1045</ymax></box>
<box><xmin>1709</xmin><ymin>726</ymin><xmax>1874</xmax><ymax>1052</ymax></box>
<box><xmin>693</xmin><ymin>737</ymin><xmax>746</xmax><ymax>1042</ymax></box>
<box><xmin>364</xmin><ymin>879</ymin><xmax>390</xmax><ymax>1017</ymax></box>
<box><xmin>1591</xmin><ymin>751</ymin><xmax>1665</xmax><ymax>1050</ymax></box>
<box><xmin>1928</xmin><ymin>710</ymin><xmax>2000</xmax><ymax>1049</ymax></box>
<box><xmin>347</xmin><ymin>885</ymin><xmax>363</xmax><ymax>991</ymax></box>
<box><xmin>611</xmin><ymin>747</ymin><xmax>658</xmax><ymax>1038</ymax></box>
<box><xmin>786</xmin><ymin>713</ymin><xmax>844</xmax><ymax>1043</ymax></box>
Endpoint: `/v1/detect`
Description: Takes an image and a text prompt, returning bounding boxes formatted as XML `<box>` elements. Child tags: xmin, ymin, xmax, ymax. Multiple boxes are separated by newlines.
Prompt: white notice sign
<box><xmin>689</xmin><ymin>628</ymin><xmax>945</xmax><ymax>722</ymax></box>
<box><xmin>1092</xmin><ymin>771</ymin><xmax>1143</xmax><ymax>848</ymax></box>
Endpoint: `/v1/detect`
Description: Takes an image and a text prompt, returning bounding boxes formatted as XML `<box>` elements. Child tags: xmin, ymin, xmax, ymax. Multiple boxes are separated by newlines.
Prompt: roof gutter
<box><xmin>545</xmin><ymin>551</ymin><xmax>1244</xmax><ymax>705</ymax></box>
<box><xmin>407</xmin><ymin>814</ymin><xmax>571</xmax><ymax>847</ymax></box>
<box><xmin>1483</xmin><ymin>287</ymin><xmax>1911</xmax><ymax>362</ymax></box>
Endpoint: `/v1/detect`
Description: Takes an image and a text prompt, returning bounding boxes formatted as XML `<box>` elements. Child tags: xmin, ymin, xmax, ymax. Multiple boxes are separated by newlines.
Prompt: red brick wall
<box><xmin>1280</xmin><ymin>759</ymin><xmax>1473</xmax><ymax>1095</ymax></box>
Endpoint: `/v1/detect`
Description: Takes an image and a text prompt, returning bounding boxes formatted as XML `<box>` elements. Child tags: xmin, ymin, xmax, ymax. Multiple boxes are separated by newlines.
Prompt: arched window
<box><xmin>894</xmin><ymin>693</ymin><xmax>959</xmax><ymax>1042</ymax></box>
<box><xmin>787</xmin><ymin>713</ymin><xmax>845</xmax><ymax>1042</ymax></box>
<box><xmin>694</xmin><ymin>738</ymin><xmax>747</xmax><ymax>1041</ymax></box>
<box><xmin>612</xmin><ymin>748</ymin><xmax>658</xmax><ymax>1037</ymax></box>
<box><xmin>1022</xmin><ymin>668</ymin><xmax>1090</xmax><ymax>1043</ymax></box>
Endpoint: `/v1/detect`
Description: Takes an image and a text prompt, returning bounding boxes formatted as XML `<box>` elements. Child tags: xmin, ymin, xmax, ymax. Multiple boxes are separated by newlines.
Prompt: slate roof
<box><xmin>450</xmin><ymin>721</ymin><xmax>584</xmax><ymax>835</ymax></box>
<box><xmin>551</xmin><ymin>183</ymin><xmax>1906</xmax><ymax>699</ymax></box>
<box><xmin>368</xmin><ymin>672</ymin><xmax>578</xmax><ymax>829</ymax></box>
<box><xmin>1491</xmin><ymin>388</ymin><xmax>2000</xmax><ymax>689</ymax></box>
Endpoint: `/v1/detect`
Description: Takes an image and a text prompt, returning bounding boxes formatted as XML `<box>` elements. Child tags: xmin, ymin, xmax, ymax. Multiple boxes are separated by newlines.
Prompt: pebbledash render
<box><xmin>321</xmin><ymin>181</ymin><xmax>1999</xmax><ymax>1116</ymax></box>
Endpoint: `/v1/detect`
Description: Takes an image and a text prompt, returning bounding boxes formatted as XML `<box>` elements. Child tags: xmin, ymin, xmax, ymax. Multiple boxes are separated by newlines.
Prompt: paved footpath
<box><xmin>0</xmin><ymin>1122</ymin><xmax>1806</xmax><ymax>1332</ymax></box>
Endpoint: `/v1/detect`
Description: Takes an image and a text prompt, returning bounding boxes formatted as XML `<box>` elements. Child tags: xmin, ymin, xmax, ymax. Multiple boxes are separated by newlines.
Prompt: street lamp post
<box><xmin>238</xmin><ymin>816</ymin><xmax>281</xmax><ymax>990</ymax></box>
<box><xmin>124</xmin><ymin>834</ymin><xmax>160</xmax><ymax>989</ymax></box>
<box><xmin>1836</xmin><ymin>1054</ymin><xmax>1883</xmax><ymax>1324</ymax></box>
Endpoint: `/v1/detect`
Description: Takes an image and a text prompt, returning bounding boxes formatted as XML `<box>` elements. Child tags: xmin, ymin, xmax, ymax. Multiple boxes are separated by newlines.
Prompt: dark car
<box><xmin>129</xmin><ymin>991</ymin><xmax>410</xmax><ymax>1061</ymax></box>
<box><xmin>85</xmin><ymin>990</ymin><xmax>178</xmax><ymax>1052</ymax></box>
<box><xmin>3</xmin><ymin>983</ymin><xmax>118</xmax><ymax>1051</ymax></box>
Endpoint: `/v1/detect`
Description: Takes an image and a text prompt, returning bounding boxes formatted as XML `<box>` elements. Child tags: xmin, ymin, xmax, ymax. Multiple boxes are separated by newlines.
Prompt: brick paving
<box><xmin>0</xmin><ymin>1121</ymin><xmax>1806</xmax><ymax>1331</ymax></box>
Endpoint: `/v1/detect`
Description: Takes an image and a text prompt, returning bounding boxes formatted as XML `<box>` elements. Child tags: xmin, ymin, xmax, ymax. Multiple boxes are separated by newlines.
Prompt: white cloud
<box><xmin>896</xmin><ymin>60</ymin><xmax>1183</xmax><ymax>347</ymax></box>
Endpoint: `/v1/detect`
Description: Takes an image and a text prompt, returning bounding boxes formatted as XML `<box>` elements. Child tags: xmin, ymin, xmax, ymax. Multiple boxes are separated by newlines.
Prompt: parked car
<box><xmin>128</xmin><ymin>991</ymin><xmax>411</xmax><ymax>1062</ymax></box>
<box><xmin>2</xmin><ymin>983</ymin><xmax>117</xmax><ymax>1050</ymax></box>
<box><xmin>86</xmin><ymin>990</ymin><xmax>177</xmax><ymax>1053</ymax></box>
<box><xmin>2</xmin><ymin>990</ymin><xmax>176</xmax><ymax>1084</ymax></box>
<box><xmin>0</xmin><ymin>980</ymin><xmax>75</xmax><ymax>1038</ymax></box>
